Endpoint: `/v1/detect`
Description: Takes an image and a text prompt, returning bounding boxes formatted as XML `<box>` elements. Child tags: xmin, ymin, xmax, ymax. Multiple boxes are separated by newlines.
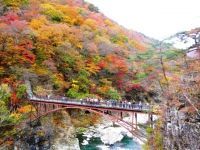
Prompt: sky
<box><xmin>85</xmin><ymin>0</ymin><xmax>200</xmax><ymax>40</ymax></box>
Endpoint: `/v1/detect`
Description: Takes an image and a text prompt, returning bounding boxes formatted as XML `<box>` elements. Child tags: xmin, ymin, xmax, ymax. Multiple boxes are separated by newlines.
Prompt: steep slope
<box><xmin>0</xmin><ymin>0</ymin><xmax>157</xmax><ymax>100</ymax></box>
<box><xmin>162</xmin><ymin>28</ymin><xmax>200</xmax><ymax>150</ymax></box>
<box><xmin>0</xmin><ymin>0</ymin><xmax>166</xmax><ymax>145</ymax></box>
<box><xmin>1</xmin><ymin>1</ymin><xmax>199</xmax><ymax>149</ymax></box>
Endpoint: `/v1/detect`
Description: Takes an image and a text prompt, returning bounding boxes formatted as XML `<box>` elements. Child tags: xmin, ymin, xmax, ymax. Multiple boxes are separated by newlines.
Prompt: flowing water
<box><xmin>77</xmin><ymin>134</ymin><xmax>142</xmax><ymax>150</ymax></box>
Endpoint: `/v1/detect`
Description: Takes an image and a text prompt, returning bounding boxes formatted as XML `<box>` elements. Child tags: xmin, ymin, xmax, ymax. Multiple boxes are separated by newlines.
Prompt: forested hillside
<box><xmin>0</xmin><ymin>0</ymin><xmax>163</xmax><ymax>141</ymax></box>
<box><xmin>0</xmin><ymin>0</ymin><xmax>199</xmax><ymax>149</ymax></box>
<box><xmin>0</xmin><ymin>0</ymin><xmax>158</xmax><ymax>99</ymax></box>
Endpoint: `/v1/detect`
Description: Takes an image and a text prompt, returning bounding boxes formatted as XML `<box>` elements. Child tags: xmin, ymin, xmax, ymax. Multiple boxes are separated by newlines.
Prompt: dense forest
<box><xmin>0</xmin><ymin>0</ymin><xmax>199</xmax><ymax>149</ymax></box>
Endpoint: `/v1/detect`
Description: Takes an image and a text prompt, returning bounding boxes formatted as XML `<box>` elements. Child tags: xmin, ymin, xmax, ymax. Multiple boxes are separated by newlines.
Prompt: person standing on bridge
<box><xmin>139</xmin><ymin>101</ymin><xmax>142</xmax><ymax>109</ymax></box>
<box><xmin>122</xmin><ymin>101</ymin><xmax>125</xmax><ymax>108</ymax></box>
<box><xmin>131</xmin><ymin>101</ymin><xmax>135</xmax><ymax>109</ymax></box>
<box><xmin>128</xmin><ymin>101</ymin><xmax>131</xmax><ymax>109</ymax></box>
<box><xmin>119</xmin><ymin>101</ymin><xmax>122</xmax><ymax>107</ymax></box>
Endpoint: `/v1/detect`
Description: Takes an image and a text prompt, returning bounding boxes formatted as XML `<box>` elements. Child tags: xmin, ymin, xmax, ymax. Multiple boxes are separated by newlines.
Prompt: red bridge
<box><xmin>28</xmin><ymin>95</ymin><xmax>156</xmax><ymax>141</ymax></box>
<box><xmin>25</xmin><ymin>81</ymin><xmax>156</xmax><ymax>141</ymax></box>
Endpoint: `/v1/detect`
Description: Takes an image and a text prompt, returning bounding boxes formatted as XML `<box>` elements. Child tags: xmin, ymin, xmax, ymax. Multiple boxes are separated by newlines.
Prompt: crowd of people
<box><xmin>79</xmin><ymin>98</ymin><xmax>145</xmax><ymax>110</ymax></box>
<box><xmin>32</xmin><ymin>94</ymin><xmax>148</xmax><ymax>110</ymax></box>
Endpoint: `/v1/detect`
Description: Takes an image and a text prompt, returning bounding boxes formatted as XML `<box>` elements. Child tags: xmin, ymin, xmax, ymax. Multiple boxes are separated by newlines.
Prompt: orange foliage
<box><xmin>86</xmin><ymin>61</ymin><xmax>100</xmax><ymax>74</ymax></box>
<box><xmin>17</xmin><ymin>105</ymin><xmax>35</xmax><ymax>113</ymax></box>
<box><xmin>106</xmin><ymin>54</ymin><xmax>128</xmax><ymax>73</ymax></box>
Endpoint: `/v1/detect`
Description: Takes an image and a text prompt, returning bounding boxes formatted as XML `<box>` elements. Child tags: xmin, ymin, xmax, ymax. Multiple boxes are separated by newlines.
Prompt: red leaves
<box><xmin>1</xmin><ymin>12</ymin><xmax>19</xmax><ymax>24</ymax></box>
<box><xmin>20</xmin><ymin>49</ymin><xmax>35</xmax><ymax>64</ymax></box>
<box><xmin>0</xmin><ymin>11</ymin><xmax>28</xmax><ymax>34</ymax></box>
<box><xmin>23</xmin><ymin>50</ymin><xmax>36</xmax><ymax>64</ymax></box>
<box><xmin>98</xmin><ymin>54</ymin><xmax>128</xmax><ymax>73</ymax></box>
<box><xmin>126</xmin><ymin>83</ymin><xmax>144</xmax><ymax>92</ymax></box>
<box><xmin>2</xmin><ymin>78</ymin><xmax>13</xmax><ymax>84</ymax></box>
<box><xmin>107</xmin><ymin>54</ymin><xmax>128</xmax><ymax>71</ymax></box>
<box><xmin>10</xmin><ymin>20</ymin><xmax>27</xmax><ymax>31</ymax></box>
<box><xmin>13</xmin><ymin>40</ymin><xmax>35</xmax><ymax>64</ymax></box>
<box><xmin>98</xmin><ymin>60</ymin><xmax>107</xmax><ymax>69</ymax></box>
<box><xmin>11</xmin><ymin>92</ymin><xmax>19</xmax><ymax>105</ymax></box>
<box><xmin>132</xmin><ymin>84</ymin><xmax>142</xmax><ymax>89</ymax></box>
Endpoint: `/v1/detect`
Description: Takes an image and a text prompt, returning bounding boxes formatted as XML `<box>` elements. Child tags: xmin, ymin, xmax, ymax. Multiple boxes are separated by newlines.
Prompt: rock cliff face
<box><xmin>8</xmin><ymin>111</ymin><xmax>80</xmax><ymax>150</ymax></box>
<box><xmin>164</xmin><ymin>108</ymin><xmax>200</xmax><ymax>150</ymax></box>
<box><xmin>51</xmin><ymin>111</ymin><xmax>80</xmax><ymax>150</ymax></box>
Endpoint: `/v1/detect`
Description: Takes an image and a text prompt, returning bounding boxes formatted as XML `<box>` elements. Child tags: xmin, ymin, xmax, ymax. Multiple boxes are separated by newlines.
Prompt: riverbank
<box><xmin>77</xmin><ymin>113</ymin><xmax>157</xmax><ymax>149</ymax></box>
<box><xmin>0</xmin><ymin>111</ymin><xmax>157</xmax><ymax>150</ymax></box>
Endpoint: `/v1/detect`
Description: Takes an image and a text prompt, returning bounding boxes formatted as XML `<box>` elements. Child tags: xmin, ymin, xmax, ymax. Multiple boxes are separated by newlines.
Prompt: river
<box><xmin>75</xmin><ymin>113</ymin><xmax>157</xmax><ymax>150</ymax></box>
<box><xmin>77</xmin><ymin>133</ymin><xmax>142</xmax><ymax>150</ymax></box>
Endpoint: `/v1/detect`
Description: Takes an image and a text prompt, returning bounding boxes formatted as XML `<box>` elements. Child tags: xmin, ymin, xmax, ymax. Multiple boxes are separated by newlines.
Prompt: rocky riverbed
<box><xmin>77</xmin><ymin>113</ymin><xmax>158</xmax><ymax>149</ymax></box>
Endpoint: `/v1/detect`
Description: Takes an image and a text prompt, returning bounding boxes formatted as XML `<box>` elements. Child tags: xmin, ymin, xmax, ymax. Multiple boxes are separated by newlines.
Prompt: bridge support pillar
<box><xmin>39</xmin><ymin>103</ymin><xmax>42</xmax><ymax>113</ymax></box>
<box><xmin>148</xmin><ymin>113</ymin><xmax>153</xmax><ymax>127</ymax></box>
<box><xmin>135</xmin><ymin>113</ymin><xmax>137</xmax><ymax>129</ymax></box>
<box><xmin>132</xmin><ymin>112</ymin><xmax>134</xmax><ymax>132</ymax></box>
<box><xmin>36</xmin><ymin>103</ymin><xmax>38</xmax><ymax>117</ymax></box>
<box><xmin>44</xmin><ymin>104</ymin><xmax>47</xmax><ymax>112</ymax></box>
<box><xmin>47</xmin><ymin>104</ymin><xmax>51</xmax><ymax>112</ymax></box>
<box><xmin>120</xmin><ymin>112</ymin><xmax>123</xmax><ymax>119</ymax></box>
<box><xmin>41</xmin><ymin>103</ymin><xmax>44</xmax><ymax>114</ymax></box>
<box><xmin>112</xmin><ymin>121</ymin><xmax>115</xmax><ymax>127</ymax></box>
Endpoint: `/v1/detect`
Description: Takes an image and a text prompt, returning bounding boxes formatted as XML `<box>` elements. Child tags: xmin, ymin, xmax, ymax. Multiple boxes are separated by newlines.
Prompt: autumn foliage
<box><xmin>0</xmin><ymin>0</ymin><xmax>172</xmax><ymax>102</ymax></box>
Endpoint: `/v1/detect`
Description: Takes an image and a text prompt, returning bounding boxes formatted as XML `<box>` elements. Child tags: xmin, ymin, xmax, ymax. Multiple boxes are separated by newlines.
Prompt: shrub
<box><xmin>88</xmin><ymin>4</ymin><xmax>99</xmax><ymax>12</ymax></box>
<box><xmin>16</xmin><ymin>84</ymin><xmax>27</xmax><ymax>99</ymax></box>
<box><xmin>106</xmin><ymin>88</ymin><xmax>121</xmax><ymax>100</ymax></box>
<box><xmin>3</xmin><ymin>0</ymin><xmax>29</xmax><ymax>7</ymax></box>
<box><xmin>41</xmin><ymin>4</ymin><xmax>64</xmax><ymax>22</ymax></box>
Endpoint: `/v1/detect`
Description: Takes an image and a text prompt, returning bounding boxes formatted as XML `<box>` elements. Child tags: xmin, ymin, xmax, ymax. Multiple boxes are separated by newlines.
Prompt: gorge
<box><xmin>0</xmin><ymin>0</ymin><xmax>199</xmax><ymax>150</ymax></box>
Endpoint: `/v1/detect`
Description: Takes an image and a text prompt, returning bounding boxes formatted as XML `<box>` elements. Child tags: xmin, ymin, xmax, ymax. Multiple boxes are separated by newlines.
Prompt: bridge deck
<box><xmin>29</xmin><ymin>96</ymin><xmax>154</xmax><ymax>114</ymax></box>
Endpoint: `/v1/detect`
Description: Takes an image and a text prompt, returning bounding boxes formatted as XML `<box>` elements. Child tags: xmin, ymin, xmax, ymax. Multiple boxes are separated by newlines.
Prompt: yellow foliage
<box><xmin>63</xmin><ymin>16</ymin><xmax>73</xmax><ymax>24</ymax></box>
<box><xmin>10</xmin><ymin>112</ymin><xmax>22</xmax><ymax>120</ymax></box>
<box><xmin>0</xmin><ymin>83</ymin><xmax>11</xmax><ymax>93</ymax></box>
<box><xmin>104</xmin><ymin>19</ymin><xmax>113</xmax><ymax>26</ymax></box>
<box><xmin>34</xmin><ymin>86</ymin><xmax>49</xmax><ymax>96</ymax></box>
<box><xmin>2</xmin><ymin>0</ymin><xmax>27</xmax><ymax>7</ymax></box>
<box><xmin>56</xmin><ymin>5</ymin><xmax>78</xmax><ymax>18</ymax></box>
<box><xmin>33</xmin><ymin>65</ymin><xmax>49</xmax><ymax>75</ymax></box>
<box><xmin>95</xmin><ymin>35</ymin><xmax>111</xmax><ymax>44</ymax></box>
<box><xmin>35</xmin><ymin>24</ymin><xmax>69</xmax><ymax>51</ymax></box>
<box><xmin>152</xmin><ymin>105</ymin><xmax>161</xmax><ymax>114</ymax></box>
<box><xmin>30</xmin><ymin>16</ymin><xmax>48</xmax><ymax>29</ymax></box>
<box><xmin>72</xmin><ymin>80</ymin><xmax>78</xmax><ymax>83</ymax></box>
<box><xmin>84</xmin><ymin>19</ymin><xmax>97</xmax><ymax>29</ymax></box>
<box><xmin>130</xmin><ymin>40</ymin><xmax>146</xmax><ymax>51</ymax></box>
<box><xmin>71</xmin><ymin>84</ymin><xmax>79</xmax><ymax>90</ymax></box>
<box><xmin>55</xmin><ymin>4</ymin><xmax>83</xmax><ymax>25</ymax></box>
<box><xmin>41</xmin><ymin>3</ymin><xmax>64</xmax><ymax>20</ymax></box>
<box><xmin>76</xmin><ymin>42</ymin><xmax>83</xmax><ymax>49</ymax></box>
<box><xmin>97</xmin><ymin>85</ymin><xmax>110</xmax><ymax>94</ymax></box>
<box><xmin>52</xmin><ymin>73</ymin><xmax>69</xmax><ymax>90</ymax></box>
<box><xmin>0</xmin><ymin>66</ymin><xmax>5</xmax><ymax>74</ymax></box>
<box><xmin>86</xmin><ymin>62</ymin><xmax>100</xmax><ymax>74</ymax></box>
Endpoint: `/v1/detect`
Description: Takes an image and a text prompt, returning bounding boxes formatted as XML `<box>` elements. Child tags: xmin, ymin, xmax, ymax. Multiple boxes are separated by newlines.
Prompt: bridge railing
<box><xmin>28</xmin><ymin>95</ymin><xmax>152</xmax><ymax>112</ymax></box>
